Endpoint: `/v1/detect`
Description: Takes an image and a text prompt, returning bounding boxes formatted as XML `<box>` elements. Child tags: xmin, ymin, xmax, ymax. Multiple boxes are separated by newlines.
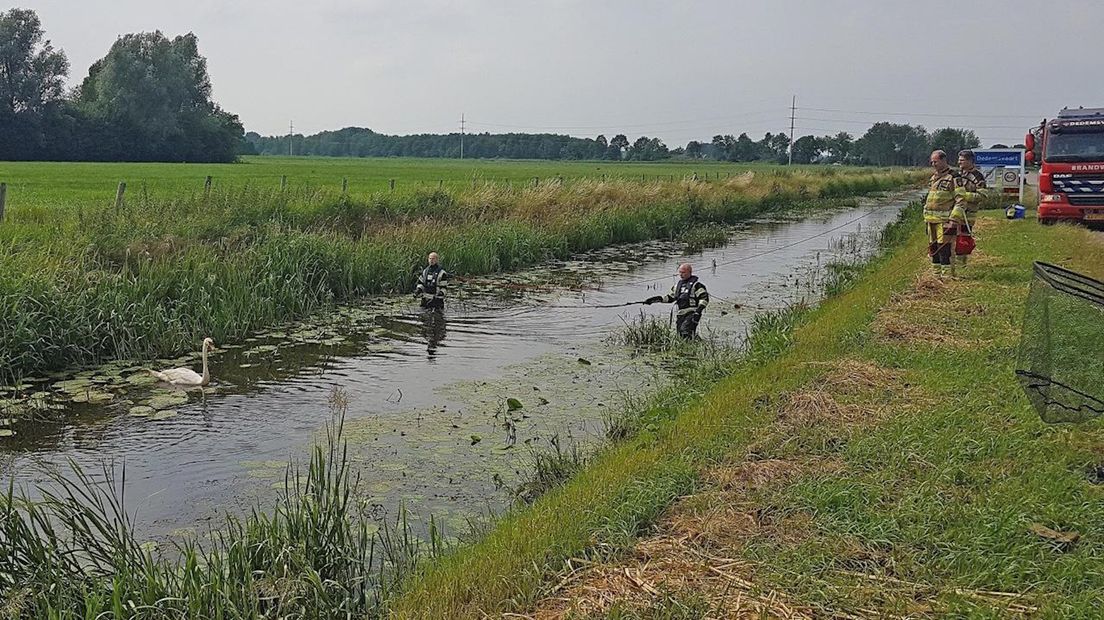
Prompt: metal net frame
<box><xmin>1016</xmin><ymin>261</ymin><xmax>1104</xmax><ymax>424</ymax></box>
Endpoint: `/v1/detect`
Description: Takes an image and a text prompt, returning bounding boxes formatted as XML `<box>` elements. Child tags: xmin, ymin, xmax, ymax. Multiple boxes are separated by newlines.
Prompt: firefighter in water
<box><xmin>643</xmin><ymin>263</ymin><xmax>709</xmax><ymax>339</ymax></box>
<box><xmin>953</xmin><ymin>149</ymin><xmax>988</xmax><ymax>265</ymax></box>
<box><xmin>924</xmin><ymin>150</ymin><xmax>958</xmax><ymax>274</ymax></box>
<box><xmin>414</xmin><ymin>252</ymin><xmax>449</xmax><ymax>310</ymax></box>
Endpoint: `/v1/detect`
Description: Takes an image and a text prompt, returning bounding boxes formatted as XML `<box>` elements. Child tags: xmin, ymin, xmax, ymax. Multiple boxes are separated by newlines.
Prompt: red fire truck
<box><xmin>1027</xmin><ymin>107</ymin><xmax>1104</xmax><ymax>225</ymax></box>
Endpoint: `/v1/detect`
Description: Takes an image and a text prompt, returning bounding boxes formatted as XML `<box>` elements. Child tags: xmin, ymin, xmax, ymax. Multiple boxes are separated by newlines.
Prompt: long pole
<box><xmin>288</xmin><ymin>120</ymin><xmax>294</xmax><ymax>157</ymax></box>
<box><xmin>788</xmin><ymin>95</ymin><xmax>796</xmax><ymax>166</ymax></box>
<box><xmin>460</xmin><ymin>112</ymin><xmax>465</xmax><ymax>160</ymax></box>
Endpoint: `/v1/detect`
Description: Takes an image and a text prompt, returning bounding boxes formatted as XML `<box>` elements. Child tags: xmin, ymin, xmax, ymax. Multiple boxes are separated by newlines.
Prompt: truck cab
<box><xmin>1029</xmin><ymin>107</ymin><xmax>1104</xmax><ymax>225</ymax></box>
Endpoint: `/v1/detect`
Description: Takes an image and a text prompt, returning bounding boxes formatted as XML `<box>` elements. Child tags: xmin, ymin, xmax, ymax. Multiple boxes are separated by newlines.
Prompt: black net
<box><xmin>1016</xmin><ymin>262</ymin><xmax>1104</xmax><ymax>424</ymax></box>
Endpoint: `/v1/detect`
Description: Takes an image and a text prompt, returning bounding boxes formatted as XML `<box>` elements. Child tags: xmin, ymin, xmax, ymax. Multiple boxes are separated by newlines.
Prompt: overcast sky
<box><xmin>22</xmin><ymin>0</ymin><xmax>1104</xmax><ymax>147</ymax></box>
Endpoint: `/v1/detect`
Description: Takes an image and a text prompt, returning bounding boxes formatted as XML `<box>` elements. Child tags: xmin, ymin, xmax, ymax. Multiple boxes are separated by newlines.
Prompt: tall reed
<box><xmin>0</xmin><ymin>169</ymin><xmax>924</xmax><ymax>382</ymax></box>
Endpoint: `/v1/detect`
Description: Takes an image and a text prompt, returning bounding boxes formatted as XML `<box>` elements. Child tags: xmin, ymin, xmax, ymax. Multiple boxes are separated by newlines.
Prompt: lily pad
<box><xmin>53</xmin><ymin>378</ymin><xmax>94</xmax><ymax>393</ymax></box>
<box><xmin>150</xmin><ymin>410</ymin><xmax>178</xmax><ymax>421</ymax></box>
<box><xmin>128</xmin><ymin>406</ymin><xmax>154</xmax><ymax>417</ymax></box>
<box><xmin>244</xmin><ymin>344</ymin><xmax>279</xmax><ymax>357</ymax></box>
<box><xmin>0</xmin><ymin>429</ymin><xmax>14</xmax><ymax>437</ymax></box>
<box><xmin>87</xmin><ymin>391</ymin><xmax>115</xmax><ymax>404</ymax></box>
<box><xmin>577</xmin><ymin>357</ymin><xmax>592</xmax><ymax>365</ymax></box>
<box><xmin>125</xmin><ymin>373</ymin><xmax>158</xmax><ymax>387</ymax></box>
<box><xmin>145</xmin><ymin>391</ymin><xmax>190</xmax><ymax>410</ymax></box>
<box><xmin>470</xmin><ymin>434</ymin><xmax>482</xmax><ymax>445</ymax></box>
<box><xmin>506</xmin><ymin>398</ymin><xmax>523</xmax><ymax>411</ymax></box>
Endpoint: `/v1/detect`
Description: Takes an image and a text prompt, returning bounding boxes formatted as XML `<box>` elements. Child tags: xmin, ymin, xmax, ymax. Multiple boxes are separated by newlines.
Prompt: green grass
<box><xmin>0</xmin><ymin>156</ymin><xmax>809</xmax><ymax>209</ymax></box>
<box><xmin>0</xmin><ymin>160</ymin><xmax>922</xmax><ymax>382</ymax></box>
<box><xmin>389</xmin><ymin>200</ymin><xmax>924</xmax><ymax>617</ymax></box>
<box><xmin>391</xmin><ymin>210</ymin><xmax>1104</xmax><ymax>617</ymax></box>
<box><xmin>735</xmin><ymin>217</ymin><xmax>1104</xmax><ymax>616</ymax></box>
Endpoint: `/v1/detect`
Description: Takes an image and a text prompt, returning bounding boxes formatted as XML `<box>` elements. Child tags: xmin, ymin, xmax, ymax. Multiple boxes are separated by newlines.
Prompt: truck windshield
<box><xmin>1046</xmin><ymin>132</ymin><xmax>1104</xmax><ymax>162</ymax></box>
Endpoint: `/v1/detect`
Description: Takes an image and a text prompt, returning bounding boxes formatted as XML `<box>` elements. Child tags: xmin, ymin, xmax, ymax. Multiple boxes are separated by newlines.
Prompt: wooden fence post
<box><xmin>389</xmin><ymin>179</ymin><xmax>395</xmax><ymax>191</ymax></box>
<box><xmin>438</xmin><ymin>179</ymin><xmax>443</xmax><ymax>189</ymax></box>
<box><xmin>281</xmin><ymin>175</ymin><xmax>288</xmax><ymax>190</ymax></box>
<box><xmin>204</xmin><ymin>175</ymin><xmax>212</xmax><ymax>199</ymax></box>
<box><xmin>342</xmin><ymin>178</ymin><xmax>348</xmax><ymax>194</ymax></box>
<box><xmin>114</xmin><ymin>182</ymin><xmax>126</xmax><ymax>214</ymax></box>
<box><xmin>0</xmin><ymin>182</ymin><xmax>6</xmax><ymax>223</ymax></box>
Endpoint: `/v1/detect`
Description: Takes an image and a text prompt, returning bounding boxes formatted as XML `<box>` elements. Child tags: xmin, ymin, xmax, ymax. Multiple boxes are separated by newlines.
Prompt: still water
<box><xmin>0</xmin><ymin>193</ymin><xmax>914</xmax><ymax>539</ymax></box>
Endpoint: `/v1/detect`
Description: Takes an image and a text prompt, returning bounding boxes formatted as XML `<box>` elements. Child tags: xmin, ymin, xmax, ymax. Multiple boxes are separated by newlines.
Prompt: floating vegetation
<box><xmin>0</xmin><ymin>390</ymin><xmax>442</xmax><ymax>617</ymax></box>
<box><xmin>0</xmin><ymin>169</ymin><xmax>921</xmax><ymax>383</ymax></box>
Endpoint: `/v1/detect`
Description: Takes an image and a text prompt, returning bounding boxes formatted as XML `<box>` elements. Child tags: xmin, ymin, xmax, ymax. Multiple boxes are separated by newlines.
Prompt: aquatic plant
<box><xmin>0</xmin><ymin>167</ymin><xmax>923</xmax><ymax>384</ymax></box>
<box><xmin>0</xmin><ymin>389</ymin><xmax>433</xmax><ymax>618</ymax></box>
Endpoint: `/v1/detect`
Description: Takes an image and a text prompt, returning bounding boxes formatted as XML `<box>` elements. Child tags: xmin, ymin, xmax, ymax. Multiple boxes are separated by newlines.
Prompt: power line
<box><xmin>795</xmin><ymin>106</ymin><xmax>1038</xmax><ymax>120</ymax></box>
<box><xmin>464</xmin><ymin>108</ymin><xmax>786</xmax><ymax>132</ymax></box>
<box><xmin>788</xmin><ymin>96</ymin><xmax>796</xmax><ymax>166</ymax></box>
<box><xmin>794</xmin><ymin>116</ymin><xmax>1026</xmax><ymax>130</ymax></box>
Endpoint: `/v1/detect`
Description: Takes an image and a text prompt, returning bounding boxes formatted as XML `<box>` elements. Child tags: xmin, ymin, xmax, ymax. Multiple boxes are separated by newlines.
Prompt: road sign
<box><xmin>973</xmin><ymin>148</ymin><xmax>1025</xmax><ymax>201</ymax></box>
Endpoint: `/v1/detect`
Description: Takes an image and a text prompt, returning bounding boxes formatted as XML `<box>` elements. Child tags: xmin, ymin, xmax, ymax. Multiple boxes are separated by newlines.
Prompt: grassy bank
<box><xmin>392</xmin><ymin>212</ymin><xmax>1104</xmax><ymax>617</ymax></box>
<box><xmin>0</xmin><ymin>165</ymin><xmax>920</xmax><ymax>382</ymax></box>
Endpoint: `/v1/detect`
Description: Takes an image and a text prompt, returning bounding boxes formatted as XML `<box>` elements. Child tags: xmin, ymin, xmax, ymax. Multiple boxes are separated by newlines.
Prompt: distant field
<box><xmin>0</xmin><ymin>156</ymin><xmax>782</xmax><ymax>209</ymax></box>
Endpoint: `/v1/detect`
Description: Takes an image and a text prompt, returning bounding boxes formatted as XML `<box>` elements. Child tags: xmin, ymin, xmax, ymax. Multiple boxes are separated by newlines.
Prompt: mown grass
<box><xmin>0</xmin><ymin>164</ymin><xmax>922</xmax><ymax>382</ymax></box>
<box><xmin>731</xmin><ymin>216</ymin><xmax>1104</xmax><ymax>616</ymax></box>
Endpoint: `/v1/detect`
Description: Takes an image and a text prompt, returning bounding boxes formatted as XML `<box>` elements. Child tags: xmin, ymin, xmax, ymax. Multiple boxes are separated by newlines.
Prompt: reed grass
<box><xmin>0</xmin><ymin>167</ymin><xmax>922</xmax><ymax>383</ymax></box>
<box><xmin>0</xmin><ymin>389</ymin><xmax>438</xmax><ymax>619</ymax></box>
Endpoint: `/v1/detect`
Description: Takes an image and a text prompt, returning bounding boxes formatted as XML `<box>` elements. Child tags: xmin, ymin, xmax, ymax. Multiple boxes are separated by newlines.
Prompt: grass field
<box><xmin>0</xmin><ymin>156</ymin><xmax>783</xmax><ymax>209</ymax></box>
<box><xmin>391</xmin><ymin>211</ymin><xmax>1104</xmax><ymax>618</ymax></box>
<box><xmin>0</xmin><ymin>158</ymin><xmax>921</xmax><ymax>382</ymax></box>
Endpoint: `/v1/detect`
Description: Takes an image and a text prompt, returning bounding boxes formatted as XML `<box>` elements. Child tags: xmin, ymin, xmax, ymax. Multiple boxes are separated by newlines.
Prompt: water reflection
<box><xmin>0</xmin><ymin>192</ymin><xmax>918</xmax><ymax>540</ymax></box>
<box><xmin>420</xmin><ymin>309</ymin><xmax>448</xmax><ymax>360</ymax></box>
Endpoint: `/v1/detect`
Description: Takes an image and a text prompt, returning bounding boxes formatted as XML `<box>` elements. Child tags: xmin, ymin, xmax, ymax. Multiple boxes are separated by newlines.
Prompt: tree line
<box><xmin>244</xmin><ymin>129</ymin><xmax>677</xmax><ymax>161</ymax></box>
<box><xmin>0</xmin><ymin>8</ymin><xmax>244</xmax><ymax>163</ymax></box>
<box><xmin>248</xmin><ymin>124</ymin><xmax>984</xmax><ymax>166</ymax></box>
<box><xmin>1</xmin><ymin>8</ymin><xmax>994</xmax><ymax>166</ymax></box>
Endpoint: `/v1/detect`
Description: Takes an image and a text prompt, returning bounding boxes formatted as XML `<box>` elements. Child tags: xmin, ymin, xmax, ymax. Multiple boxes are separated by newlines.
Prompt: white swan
<box><xmin>150</xmin><ymin>338</ymin><xmax>216</xmax><ymax>386</ymax></box>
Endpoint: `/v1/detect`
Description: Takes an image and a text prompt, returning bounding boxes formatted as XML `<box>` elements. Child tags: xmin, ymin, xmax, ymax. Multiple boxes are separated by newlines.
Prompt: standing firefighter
<box><xmin>644</xmin><ymin>263</ymin><xmax>709</xmax><ymax>339</ymax></box>
<box><xmin>953</xmin><ymin>149</ymin><xmax>988</xmax><ymax>265</ymax></box>
<box><xmin>925</xmin><ymin>150</ymin><xmax>958</xmax><ymax>274</ymax></box>
<box><xmin>414</xmin><ymin>252</ymin><xmax>449</xmax><ymax>310</ymax></box>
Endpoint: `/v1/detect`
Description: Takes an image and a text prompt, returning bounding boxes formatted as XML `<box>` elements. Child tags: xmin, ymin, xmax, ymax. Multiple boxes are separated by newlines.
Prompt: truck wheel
<box><xmin>1039</xmin><ymin>218</ymin><xmax>1055</xmax><ymax>226</ymax></box>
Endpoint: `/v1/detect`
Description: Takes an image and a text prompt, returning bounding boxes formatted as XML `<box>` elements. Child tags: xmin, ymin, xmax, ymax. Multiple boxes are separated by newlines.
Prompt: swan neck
<box><xmin>201</xmin><ymin>344</ymin><xmax>210</xmax><ymax>385</ymax></box>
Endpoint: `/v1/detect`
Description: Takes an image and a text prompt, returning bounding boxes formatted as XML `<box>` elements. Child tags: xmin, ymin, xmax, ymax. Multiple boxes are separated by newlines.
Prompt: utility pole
<box><xmin>288</xmin><ymin>120</ymin><xmax>294</xmax><ymax>157</ymax></box>
<box><xmin>788</xmin><ymin>96</ymin><xmax>796</xmax><ymax>166</ymax></box>
<box><xmin>460</xmin><ymin>113</ymin><xmax>465</xmax><ymax>160</ymax></box>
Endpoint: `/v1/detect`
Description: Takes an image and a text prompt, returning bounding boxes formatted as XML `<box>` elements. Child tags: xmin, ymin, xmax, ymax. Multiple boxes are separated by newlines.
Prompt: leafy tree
<box><xmin>608</xmin><ymin>134</ymin><xmax>629</xmax><ymax>160</ymax></box>
<box><xmin>0</xmin><ymin>8</ymin><xmax>69</xmax><ymax>159</ymax></box>
<box><xmin>855</xmin><ymin>122</ymin><xmax>931</xmax><ymax>166</ymax></box>
<box><xmin>627</xmin><ymin>136</ymin><xmax>668</xmax><ymax>161</ymax></box>
<box><xmin>791</xmin><ymin>135</ymin><xmax>825</xmax><ymax>164</ymax></box>
<box><xmin>929</xmin><ymin>127</ymin><xmax>981</xmax><ymax>161</ymax></box>
<box><xmin>595</xmin><ymin>134</ymin><xmax>608</xmax><ymax>150</ymax></box>
<box><xmin>758</xmin><ymin>132</ymin><xmax>791</xmax><ymax>164</ymax></box>
<box><xmin>76</xmin><ymin>31</ymin><xmax>242</xmax><ymax>162</ymax></box>
<box><xmin>733</xmin><ymin>133</ymin><xmax>759</xmax><ymax>161</ymax></box>
<box><xmin>684</xmin><ymin>140</ymin><xmax>704</xmax><ymax>159</ymax></box>
<box><xmin>990</xmin><ymin>143</ymin><xmax>1009</xmax><ymax>149</ymax></box>
<box><xmin>823</xmin><ymin>132</ymin><xmax>853</xmax><ymax>163</ymax></box>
